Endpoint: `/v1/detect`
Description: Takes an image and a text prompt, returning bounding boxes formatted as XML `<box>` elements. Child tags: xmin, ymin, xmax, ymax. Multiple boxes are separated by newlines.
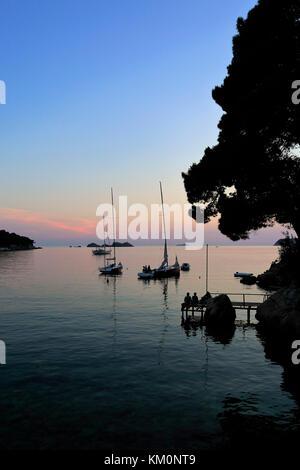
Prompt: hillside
<box><xmin>0</xmin><ymin>230</ymin><xmax>35</xmax><ymax>250</ymax></box>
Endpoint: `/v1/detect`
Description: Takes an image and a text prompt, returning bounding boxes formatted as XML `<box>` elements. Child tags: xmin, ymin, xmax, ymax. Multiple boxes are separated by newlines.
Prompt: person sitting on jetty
<box><xmin>192</xmin><ymin>292</ymin><xmax>199</xmax><ymax>305</ymax></box>
<box><xmin>184</xmin><ymin>292</ymin><xmax>192</xmax><ymax>305</ymax></box>
<box><xmin>181</xmin><ymin>292</ymin><xmax>192</xmax><ymax>311</ymax></box>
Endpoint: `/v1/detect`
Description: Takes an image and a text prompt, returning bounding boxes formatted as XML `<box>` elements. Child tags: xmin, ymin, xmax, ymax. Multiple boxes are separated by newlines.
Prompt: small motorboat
<box><xmin>138</xmin><ymin>266</ymin><xmax>154</xmax><ymax>279</ymax></box>
<box><xmin>181</xmin><ymin>263</ymin><xmax>190</xmax><ymax>271</ymax></box>
<box><xmin>234</xmin><ymin>272</ymin><xmax>254</xmax><ymax>278</ymax></box>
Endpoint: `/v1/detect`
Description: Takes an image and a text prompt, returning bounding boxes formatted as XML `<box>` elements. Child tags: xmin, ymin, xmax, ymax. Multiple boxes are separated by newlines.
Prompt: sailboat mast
<box><xmin>206</xmin><ymin>243</ymin><xmax>209</xmax><ymax>293</ymax></box>
<box><xmin>160</xmin><ymin>181</ymin><xmax>168</xmax><ymax>266</ymax></box>
<box><xmin>103</xmin><ymin>231</ymin><xmax>107</xmax><ymax>265</ymax></box>
<box><xmin>111</xmin><ymin>187</ymin><xmax>116</xmax><ymax>261</ymax></box>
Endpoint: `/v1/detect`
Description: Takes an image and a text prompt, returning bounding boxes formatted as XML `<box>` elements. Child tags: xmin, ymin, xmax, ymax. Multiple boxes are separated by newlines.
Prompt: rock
<box><xmin>204</xmin><ymin>294</ymin><xmax>236</xmax><ymax>326</ymax></box>
<box><xmin>240</xmin><ymin>275</ymin><xmax>257</xmax><ymax>285</ymax></box>
<box><xmin>200</xmin><ymin>291</ymin><xmax>212</xmax><ymax>304</ymax></box>
<box><xmin>256</xmin><ymin>261</ymin><xmax>283</xmax><ymax>290</ymax></box>
<box><xmin>256</xmin><ymin>287</ymin><xmax>300</xmax><ymax>336</ymax></box>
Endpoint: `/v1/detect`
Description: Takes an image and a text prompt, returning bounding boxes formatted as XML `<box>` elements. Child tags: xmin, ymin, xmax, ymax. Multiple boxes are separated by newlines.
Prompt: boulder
<box><xmin>204</xmin><ymin>294</ymin><xmax>236</xmax><ymax>326</ymax></box>
<box><xmin>256</xmin><ymin>261</ymin><xmax>283</xmax><ymax>290</ymax></box>
<box><xmin>240</xmin><ymin>275</ymin><xmax>257</xmax><ymax>285</ymax></box>
<box><xmin>256</xmin><ymin>287</ymin><xmax>300</xmax><ymax>336</ymax></box>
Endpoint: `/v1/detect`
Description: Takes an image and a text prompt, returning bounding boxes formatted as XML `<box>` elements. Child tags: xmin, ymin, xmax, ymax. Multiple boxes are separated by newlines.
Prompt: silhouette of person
<box><xmin>184</xmin><ymin>292</ymin><xmax>192</xmax><ymax>306</ymax></box>
<box><xmin>192</xmin><ymin>292</ymin><xmax>199</xmax><ymax>305</ymax></box>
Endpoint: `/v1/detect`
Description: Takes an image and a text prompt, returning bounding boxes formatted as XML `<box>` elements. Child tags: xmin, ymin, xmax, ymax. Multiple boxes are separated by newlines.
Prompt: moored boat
<box><xmin>99</xmin><ymin>261</ymin><xmax>123</xmax><ymax>275</ymax></box>
<box><xmin>234</xmin><ymin>272</ymin><xmax>254</xmax><ymax>278</ymax></box>
<box><xmin>181</xmin><ymin>262</ymin><xmax>190</xmax><ymax>271</ymax></box>
<box><xmin>138</xmin><ymin>265</ymin><xmax>154</xmax><ymax>279</ymax></box>
<box><xmin>137</xmin><ymin>182</ymin><xmax>180</xmax><ymax>280</ymax></box>
<box><xmin>99</xmin><ymin>188</ymin><xmax>123</xmax><ymax>276</ymax></box>
<box><xmin>93</xmin><ymin>240</ymin><xmax>111</xmax><ymax>256</ymax></box>
<box><xmin>153</xmin><ymin>255</ymin><xmax>180</xmax><ymax>278</ymax></box>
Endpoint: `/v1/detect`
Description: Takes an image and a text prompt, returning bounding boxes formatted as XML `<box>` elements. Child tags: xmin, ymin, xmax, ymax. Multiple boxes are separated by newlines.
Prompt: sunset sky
<box><xmin>0</xmin><ymin>0</ymin><xmax>288</xmax><ymax>245</ymax></box>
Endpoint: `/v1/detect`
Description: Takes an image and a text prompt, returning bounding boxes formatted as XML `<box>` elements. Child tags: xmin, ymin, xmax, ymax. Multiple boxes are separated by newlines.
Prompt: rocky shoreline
<box><xmin>256</xmin><ymin>286</ymin><xmax>300</xmax><ymax>337</ymax></box>
<box><xmin>204</xmin><ymin>239</ymin><xmax>300</xmax><ymax>339</ymax></box>
<box><xmin>254</xmin><ymin>238</ymin><xmax>300</xmax><ymax>336</ymax></box>
<box><xmin>0</xmin><ymin>246</ymin><xmax>41</xmax><ymax>252</ymax></box>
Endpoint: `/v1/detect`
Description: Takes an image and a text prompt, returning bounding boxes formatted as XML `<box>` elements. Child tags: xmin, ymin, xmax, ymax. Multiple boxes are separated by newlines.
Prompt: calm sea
<box><xmin>0</xmin><ymin>245</ymin><xmax>299</xmax><ymax>450</ymax></box>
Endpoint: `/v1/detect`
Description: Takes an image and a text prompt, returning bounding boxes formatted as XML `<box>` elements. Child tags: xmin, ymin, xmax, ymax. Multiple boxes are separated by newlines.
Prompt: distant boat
<box><xmin>138</xmin><ymin>182</ymin><xmax>180</xmax><ymax>279</ymax></box>
<box><xmin>99</xmin><ymin>188</ymin><xmax>123</xmax><ymax>275</ymax></box>
<box><xmin>181</xmin><ymin>263</ymin><xmax>190</xmax><ymax>271</ymax></box>
<box><xmin>92</xmin><ymin>237</ymin><xmax>111</xmax><ymax>256</ymax></box>
<box><xmin>93</xmin><ymin>247</ymin><xmax>111</xmax><ymax>255</ymax></box>
<box><xmin>234</xmin><ymin>272</ymin><xmax>253</xmax><ymax>278</ymax></box>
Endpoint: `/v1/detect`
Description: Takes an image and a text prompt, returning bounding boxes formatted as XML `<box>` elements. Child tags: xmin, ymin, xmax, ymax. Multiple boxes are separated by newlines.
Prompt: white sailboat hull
<box><xmin>138</xmin><ymin>271</ymin><xmax>154</xmax><ymax>279</ymax></box>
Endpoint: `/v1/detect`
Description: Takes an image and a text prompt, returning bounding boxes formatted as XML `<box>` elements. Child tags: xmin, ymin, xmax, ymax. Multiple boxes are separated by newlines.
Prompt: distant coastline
<box><xmin>87</xmin><ymin>241</ymin><xmax>134</xmax><ymax>248</ymax></box>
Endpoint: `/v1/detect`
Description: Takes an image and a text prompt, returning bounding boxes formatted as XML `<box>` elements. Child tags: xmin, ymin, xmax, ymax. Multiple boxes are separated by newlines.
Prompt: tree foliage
<box><xmin>0</xmin><ymin>230</ymin><xmax>34</xmax><ymax>248</ymax></box>
<box><xmin>182</xmin><ymin>0</ymin><xmax>300</xmax><ymax>240</ymax></box>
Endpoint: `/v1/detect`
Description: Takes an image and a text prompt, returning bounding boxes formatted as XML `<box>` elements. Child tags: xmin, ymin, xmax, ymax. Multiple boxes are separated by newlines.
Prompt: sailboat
<box><xmin>137</xmin><ymin>182</ymin><xmax>180</xmax><ymax>279</ymax></box>
<box><xmin>92</xmin><ymin>236</ymin><xmax>112</xmax><ymax>256</ymax></box>
<box><xmin>153</xmin><ymin>242</ymin><xmax>180</xmax><ymax>278</ymax></box>
<box><xmin>99</xmin><ymin>189</ymin><xmax>123</xmax><ymax>275</ymax></box>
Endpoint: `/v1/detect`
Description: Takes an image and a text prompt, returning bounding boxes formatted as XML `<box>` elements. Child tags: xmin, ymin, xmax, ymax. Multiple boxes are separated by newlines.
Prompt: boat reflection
<box><xmin>100</xmin><ymin>274</ymin><xmax>118</xmax><ymax>356</ymax></box>
<box><xmin>157</xmin><ymin>278</ymin><xmax>169</xmax><ymax>365</ymax></box>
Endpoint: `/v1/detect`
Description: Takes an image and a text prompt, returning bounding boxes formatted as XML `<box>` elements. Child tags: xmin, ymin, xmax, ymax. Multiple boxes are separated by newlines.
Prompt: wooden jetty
<box><xmin>181</xmin><ymin>292</ymin><xmax>271</xmax><ymax>325</ymax></box>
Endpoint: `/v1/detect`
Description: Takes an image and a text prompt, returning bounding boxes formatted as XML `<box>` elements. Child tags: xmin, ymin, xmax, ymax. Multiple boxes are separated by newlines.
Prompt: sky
<box><xmin>0</xmin><ymin>0</ymin><xmax>289</xmax><ymax>245</ymax></box>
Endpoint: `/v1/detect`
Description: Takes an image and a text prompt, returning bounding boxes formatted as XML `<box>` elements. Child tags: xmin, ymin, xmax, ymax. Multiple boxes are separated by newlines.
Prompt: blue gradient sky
<box><xmin>0</xmin><ymin>0</ymin><xmax>287</xmax><ymax>244</ymax></box>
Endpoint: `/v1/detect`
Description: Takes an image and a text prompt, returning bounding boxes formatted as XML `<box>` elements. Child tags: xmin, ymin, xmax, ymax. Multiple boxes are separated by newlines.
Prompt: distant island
<box><xmin>87</xmin><ymin>241</ymin><xmax>134</xmax><ymax>248</ymax></box>
<box><xmin>0</xmin><ymin>229</ymin><xmax>38</xmax><ymax>251</ymax></box>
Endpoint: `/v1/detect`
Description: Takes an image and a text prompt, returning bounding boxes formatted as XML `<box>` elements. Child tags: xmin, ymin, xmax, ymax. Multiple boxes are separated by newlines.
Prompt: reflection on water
<box><xmin>205</xmin><ymin>324</ymin><xmax>236</xmax><ymax>345</ymax></box>
<box><xmin>0</xmin><ymin>246</ymin><xmax>299</xmax><ymax>450</ymax></box>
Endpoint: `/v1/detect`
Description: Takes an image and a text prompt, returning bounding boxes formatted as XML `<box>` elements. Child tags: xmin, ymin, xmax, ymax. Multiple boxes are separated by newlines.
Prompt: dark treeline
<box><xmin>183</xmin><ymin>0</ymin><xmax>300</xmax><ymax>241</ymax></box>
<box><xmin>0</xmin><ymin>230</ymin><xmax>34</xmax><ymax>248</ymax></box>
